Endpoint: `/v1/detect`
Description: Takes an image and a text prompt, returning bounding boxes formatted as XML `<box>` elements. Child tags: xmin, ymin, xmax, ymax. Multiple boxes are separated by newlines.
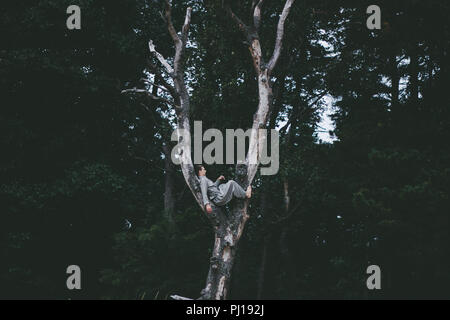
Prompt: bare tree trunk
<box><xmin>199</xmin><ymin>222</ymin><xmax>241</xmax><ymax>300</ymax></box>
<box><xmin>199</xmin><ymin>169</ymin><xmax>250</xmax><ymax>299</ymax></box>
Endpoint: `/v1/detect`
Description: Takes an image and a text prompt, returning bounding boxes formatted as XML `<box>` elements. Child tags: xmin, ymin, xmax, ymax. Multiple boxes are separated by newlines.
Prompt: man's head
<box><xmin>195</xmin><ymin>164</ymin><xmax>206</xmax><ymax>177</ymax></box>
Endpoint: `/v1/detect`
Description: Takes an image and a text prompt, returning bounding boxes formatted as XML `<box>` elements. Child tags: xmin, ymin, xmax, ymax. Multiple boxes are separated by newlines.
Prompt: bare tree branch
<box><xmin>173</xmin><ymin>7</ymin><xmax>192</xmax><ymax>75</ymax></box>
<box><xmin>267</xmin><ymin>0</ymin><xmax>295</xmax><ymax>74</ymax></box>
<box><xmin>253</xmin><ymin>0</ymin><xmax>264</xmax><ymax>31</ymax></box>
<box><xmin>146</xmin><ymin>61</ymin><xmax>179</xmax><ymax>101</ymax></box>
<box><xmin>121</xmin><ymin>88</ymin><xmax>178</xmax><ymax>108</ymax></box>
<box><xmin>149</xmin><ymin>40</ymin><xmax>174</xmax><ymax>75</ymax></box>
<box><xmin>170</xmin><ymin>295</ymin><xmax>193</xmax><ymax>300</ymax></box>
<box><xmin>140</xmin><ymin>78</ymin><xmax>170</xmax><ymax>93</ymax></box>
<box><xmin>150</xmin><ymin>4</ymin><xmax>203</xmax><ymax>213</ymax></box>
<box><xmin>223</xmin><ymin>0</ymin><xmax>250</xmax><ymax>36</ymax></box>
<box><xmin>181</xmin><ymin>6</ymin><xmax>192</xmax><ymax>42</ymax></box>
<box><xmin>251</xmin><ymin>0</ymin><xmax>258</xmax><ymax>12</ymax></box>
<box><xmin>164</xmin><ymin>0</ymin><xmax>181</xmax><ymax>44</ymax></box>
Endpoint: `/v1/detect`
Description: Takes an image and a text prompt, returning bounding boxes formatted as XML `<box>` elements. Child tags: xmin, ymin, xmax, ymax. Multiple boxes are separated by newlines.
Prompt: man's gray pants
<box><xmin>212</xmin><ymin>180</ymin><xmax>246</xmax><ymax>206</ymax></box>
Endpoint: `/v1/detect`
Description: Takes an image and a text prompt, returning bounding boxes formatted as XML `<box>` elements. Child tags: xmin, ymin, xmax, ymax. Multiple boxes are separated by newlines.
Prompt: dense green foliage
<box><xmin>1</xmin><ymin>0</ymin><xmax>449</xmax><ymax>299</ymax></box>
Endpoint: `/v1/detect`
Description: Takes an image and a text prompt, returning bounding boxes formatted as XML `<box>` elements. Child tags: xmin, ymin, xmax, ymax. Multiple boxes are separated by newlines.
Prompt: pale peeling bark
<box><xmin>267</xmin><ymin>0</ymin><xmax>295</xmax><ymax>74</ymax></box>
<box><xmin>247</xmin><ymin>70</ymin><xmax>273</xmax><ymax>184</ymax></box>
<box><xmin>199</xmin><ymin>198</ymin><xmax>249</xmax><ymax>300</ymax></box>
<box><xmin>126</xmin><ymin>0</ymin><xmax>295</xmax><ymax>300</ymax></box>
<box><xmin>224</xmin><ymin>0</ymin><xmax>295</xmax><ymax>186</ymax></box>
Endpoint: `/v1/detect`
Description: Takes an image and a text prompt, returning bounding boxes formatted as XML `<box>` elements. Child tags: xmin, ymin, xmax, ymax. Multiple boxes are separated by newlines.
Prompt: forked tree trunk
<box><xmin>198</xmin><ymin>66</ymin><xmax>275</xmax><ymax>300</ymax></box>
<box><xmin>125</xmin><ymin>0</ymin><xmax>295</xmax><ymax>300</ymax></box>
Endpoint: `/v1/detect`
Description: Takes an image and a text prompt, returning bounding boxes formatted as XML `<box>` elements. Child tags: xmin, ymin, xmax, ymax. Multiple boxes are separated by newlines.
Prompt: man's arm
<box><xmin>215</xmin><ymin>175</ymin><xmax>225</xmax><ymax>187</ymax></box>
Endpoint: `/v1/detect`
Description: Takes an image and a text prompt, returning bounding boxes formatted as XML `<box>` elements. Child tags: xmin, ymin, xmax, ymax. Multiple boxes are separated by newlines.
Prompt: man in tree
<box><xmin>196</xmin><ymin>165</ymin><xmax>252</xmax><ymax>214</ymax></box>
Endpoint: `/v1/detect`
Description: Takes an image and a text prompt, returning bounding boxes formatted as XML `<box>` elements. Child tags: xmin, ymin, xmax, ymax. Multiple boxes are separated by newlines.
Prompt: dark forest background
<box><xmin>0</xmin><ymin>0</ymin><xmax>449</xmax><ymax>299</ymax></box>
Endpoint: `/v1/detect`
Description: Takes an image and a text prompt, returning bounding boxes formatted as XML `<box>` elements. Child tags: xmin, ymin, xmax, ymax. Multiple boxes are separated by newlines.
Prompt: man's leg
<box><xmin>229</xmin><ymin>180</ymin><xmax>247</xmax><ymax>199</ymax></box>
<box><xmin>214</xmin><ymin>180</ymin><xmax>251</xmax><ymax>206</ymax></box>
